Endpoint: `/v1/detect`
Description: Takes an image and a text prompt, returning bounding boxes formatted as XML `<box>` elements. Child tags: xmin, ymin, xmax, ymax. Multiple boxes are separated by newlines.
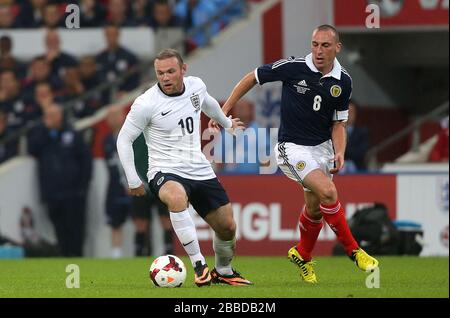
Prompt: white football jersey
<box><xmin>126</xmin><ymin>76</ymin><xmax>216</xmax><ymax>181</ymax></box>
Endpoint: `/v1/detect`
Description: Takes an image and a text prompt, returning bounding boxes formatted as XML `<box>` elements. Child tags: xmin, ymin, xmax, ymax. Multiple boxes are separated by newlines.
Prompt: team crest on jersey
<box><xmin>296</xmin><ymin>161</ymin><xmax>306</xmax><ymax>171</ymax></box>
<box><xmin>190</xmin><ymin>93</ymin><xmax>200</xmax><ymax>112</ymax></box>
<box><xmin>330</xmin><ymin>85</ymin><xmax>342</xmax><ymax>98</ymax></box>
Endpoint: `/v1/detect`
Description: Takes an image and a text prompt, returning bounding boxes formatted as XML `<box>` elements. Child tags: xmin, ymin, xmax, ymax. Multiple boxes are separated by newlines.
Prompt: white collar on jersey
<box><xmin>305</xmin><ymin>53</ymin><xmax>342</xmax><ymax>80</ymax></box>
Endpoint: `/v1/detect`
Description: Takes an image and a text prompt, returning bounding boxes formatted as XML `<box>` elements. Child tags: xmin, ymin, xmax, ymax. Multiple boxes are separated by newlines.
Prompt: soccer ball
<box><xmin>149</xmin><ymin>255</ymin><xmax>187</xmax><ymax>287</ymax></box>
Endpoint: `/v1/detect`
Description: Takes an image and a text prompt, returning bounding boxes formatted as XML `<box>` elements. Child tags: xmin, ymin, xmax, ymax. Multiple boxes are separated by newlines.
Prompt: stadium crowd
<box><xmin>0</xmin><ymin>0</ymin><xmax>247</xmax><ymax>164</ymax></box>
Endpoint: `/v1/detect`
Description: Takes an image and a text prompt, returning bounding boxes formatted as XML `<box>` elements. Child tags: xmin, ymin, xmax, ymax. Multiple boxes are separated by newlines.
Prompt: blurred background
<box><xmin>0</xmin><ymin>0</ymin><xmax>448</xmax><ymax>259</ymax></box>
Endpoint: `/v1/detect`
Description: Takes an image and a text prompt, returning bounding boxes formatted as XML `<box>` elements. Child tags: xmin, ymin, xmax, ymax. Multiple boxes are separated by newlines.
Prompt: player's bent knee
<box><xmin>160</xmin><ymin>192</ymin><xmax>188</xmax><ymax>211</ymax></box>
<box><xmin>217</xmin><ymin>221</ymin><xmax>236</xmax><ymax>240</ymax></box>
<box><xmin>318</xmin><ymin>184</ymin><xmax>338</xmax><ymax>204</ymax></box>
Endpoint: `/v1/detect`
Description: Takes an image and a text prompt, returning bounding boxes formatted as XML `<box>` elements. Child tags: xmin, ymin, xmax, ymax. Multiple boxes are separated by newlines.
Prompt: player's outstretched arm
<box><xmin>116</xmin><ymin>118</ymin><xmax>145</xmax><ymax>196</ymax></box>
<box><xmin>222</xmin><ymin>71</ymin><xmax>258</xmax><ymax>115</ymax></box>
<box><xmin>202</xmin><ymin>92</ymin><xmax>234</xmax><ymax>129</ymax></box>
<box><xmin>208</xmin><ymin>71</ymin><xmax>257</xmax><ymax>131</ymax></box>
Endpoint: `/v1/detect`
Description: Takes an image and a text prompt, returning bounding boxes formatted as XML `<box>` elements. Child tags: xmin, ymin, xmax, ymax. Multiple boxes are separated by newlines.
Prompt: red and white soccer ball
<box><xmin>149</xmin><ymin>255</ymin><xmax>187</xmax><ymax>287</ymax></box>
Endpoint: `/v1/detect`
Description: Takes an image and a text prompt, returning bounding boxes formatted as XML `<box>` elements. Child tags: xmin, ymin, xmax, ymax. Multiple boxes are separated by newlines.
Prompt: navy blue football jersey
<box><xmin>256</xmin><ymin>54</ymin><xmax>352</xmax><ymax>146</ymax></box>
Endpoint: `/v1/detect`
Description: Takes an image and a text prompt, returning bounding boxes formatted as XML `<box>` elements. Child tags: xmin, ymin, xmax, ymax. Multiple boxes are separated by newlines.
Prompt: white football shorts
<box><xmin>274</xmin><ymin>140</ymin><xmax>335</xmax><ymax>191</ymax></box>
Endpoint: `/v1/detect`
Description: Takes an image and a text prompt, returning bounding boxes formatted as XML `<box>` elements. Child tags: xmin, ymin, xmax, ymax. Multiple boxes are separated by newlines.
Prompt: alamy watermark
<box><xmin>365</xmin><ymin>4</ymin><xmax>381</xmax><ymax>29</ymax></box>
<box><xmin>66</xmin><ymin>264</ymin><xmax>80</xmax><ymax>288</ymax></box>
<box><xmin>65</xmin><ymin>4</ymin><xmax>80</xmax><ymax>29</ymax></box>
<box><xmin>154</xmin><ymin>127</ymin><xmax>280</xmax><ymax>175</ymax></box>
<box><xmin>365</xmin><ymin>0</ymin><xmax>449</xmax><ymax>29</ymax></box>
<box><xmin>365</xmin><ymin>267</ymin><xmax>380</xmax><ymax>289</ymax></box>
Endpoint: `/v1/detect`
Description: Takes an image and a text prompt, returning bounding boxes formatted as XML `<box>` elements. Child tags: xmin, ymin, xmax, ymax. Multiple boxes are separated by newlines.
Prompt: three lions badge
<box><xmin>190</xmin><ymin>93</ymin><xmax>200</xmax><ymax>112</ymax></box>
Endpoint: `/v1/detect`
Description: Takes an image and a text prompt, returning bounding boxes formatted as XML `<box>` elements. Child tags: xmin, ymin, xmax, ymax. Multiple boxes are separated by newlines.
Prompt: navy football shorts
<box><xmin>149</xmin><ymin>171</ymin><xmax>230</xmax><ymax>218</ymax></box>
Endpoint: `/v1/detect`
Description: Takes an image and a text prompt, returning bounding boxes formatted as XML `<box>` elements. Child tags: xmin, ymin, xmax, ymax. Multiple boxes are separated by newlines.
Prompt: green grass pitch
<box><xmin>0</xmin><ymin>256</ymin><xmax>448</xmax><ymax>298</ymax></box>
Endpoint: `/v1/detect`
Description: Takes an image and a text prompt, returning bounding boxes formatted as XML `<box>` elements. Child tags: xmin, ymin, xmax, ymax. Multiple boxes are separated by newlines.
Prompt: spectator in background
<box><xmin>29</xmin><ymin>81</ymin><xmax>55</xmax><ymax>120</ymax></box>
<box><xmin>343</xmin><ymin>100</ymin><xmax>370</xmax><ymax>173</ymax></box>
<box><xmin>42</xmin><ymin>3</ymin><xmax>63</xmax><ymax>28</ymax></box>
<box><xmin>17</xmin><ymin>0</ymin><xmax>47</xmax><ymax>28</ymax></box>
<box><xmin>0</xmin><ymin>108</ymin><xmax>18</xmax><ymax>164</ymax></box>
<box><xmin>174</xmin><ymin>0</ymin><xmax>220</xmax><ymax>51</ymax></box>
<box><xmin>0</xmin><ymin>70</ymin><xmax>31</xmax><ymax>130</ymax></box>
<box><xmin>59</xmin><ymin>66</ymin><xmax>84</xmax><ymax>98</ymax></box>
<box><xmin>44</xmin><ymin>28</ymin><xmax>78</xmax><ymax>81</ymax></box>
<box><xmin>96</xmin><ymin>24</ymin><xmax>140</xmax><ymax>102</ymax></box>
<box><xmin>217</xmin><ymin>99</ymin><xmax>270</xmax><ymax>174</ymax></box>
<box><xmin>0</xmin><ymin>2</ymin><xmax>20</xmax><ymax>29</ymax></box>
<box><xmin>28</xmin><ymin>104</ymin><xmax>92</xmax><ymax>257</ymax></box>
<box><xmin>79</xmin><ymin>55</ymin><xmax>106</xmax><ymax>105</ymax></box>
<box><xmin>106</xmin><ymin>0</ymin><xmax>133</xmax><ymax>27</ymax></box>
<box><xmin>79</xmin><ymin>55</ymin><xmax>100</xmax><ymax>91</ymax></box>
<box><xmin>429</xmin><ymin>116</ymin><xmax>449</xmax><ymax>162</ymax></box>
<box><xmin>130</xmin><ymin>0</ymin><xmax>152</xmax><ymax>26</ymax></box>
<box><xmin>0</xmin><ymin>36</ymin><xmax>12</xmax><ymax>58</ymax></box>
<box><xmin>79</xmin><ymin>0</ymin><xmax>106</xmax><ymax>27</ymax></box>
<box><xmin>104</xmin><ymin>105</ymin><xmax>132</xmax><ymax>258</ymax></box>
<box><xmin>149</xmin><ymin>0</ymin><xmax>181</xmax><ymax>29</ymax></box>
<box><xmin>0</xmin><ymin>36</ymin><xmax>26</xmax><ymax>79</ymax></box>
<box><xmin>58</xmin><ymin>66</ymin><xmax>102</xmax><ymax>118</ymax></box>
<box><xmin>22</xmin><ymin>56</ymin><xmax>60</xmax><ymax>103</ymax></box>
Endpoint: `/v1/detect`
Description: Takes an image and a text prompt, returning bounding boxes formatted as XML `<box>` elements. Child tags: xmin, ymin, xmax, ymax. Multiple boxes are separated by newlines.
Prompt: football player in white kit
<box><xmin>117</xmin><ymin>49</ymin><xmax>253</xmax><ymax>286</ymax></box>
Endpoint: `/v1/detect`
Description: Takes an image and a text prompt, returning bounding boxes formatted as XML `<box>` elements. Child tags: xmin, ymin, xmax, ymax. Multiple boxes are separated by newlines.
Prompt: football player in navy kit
<box><xmin>211</xmin><ymin>25</ymin><xmax>379</xmax><ymax>283</ymax></box>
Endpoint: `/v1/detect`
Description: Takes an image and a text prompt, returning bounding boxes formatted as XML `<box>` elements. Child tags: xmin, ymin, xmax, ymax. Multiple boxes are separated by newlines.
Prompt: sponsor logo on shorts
<box><xmin>157</xmin><ymin>176</ymin><xmax>165</xmax><ymax>186</ymax></box>
<box><xmin>296</xmin><ymin>161</ymin><xmax>306</xmax><ymax>171</ymax></box>
<box><xmin>330</xmin><ymin>85</ymin><xmax>342</xmax><ymax>98</ymax></box>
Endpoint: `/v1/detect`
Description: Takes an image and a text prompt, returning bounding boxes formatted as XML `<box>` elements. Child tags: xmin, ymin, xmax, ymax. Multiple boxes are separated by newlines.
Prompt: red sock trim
<box><xmin>320</xmin><ymin>201</ymin><xmax>341</xmax><ymax>214</ymax></box>
<box><xmin>302</xmin><ymin>210</ymin><xmax>323</xmax><ymax>224</ymax></box>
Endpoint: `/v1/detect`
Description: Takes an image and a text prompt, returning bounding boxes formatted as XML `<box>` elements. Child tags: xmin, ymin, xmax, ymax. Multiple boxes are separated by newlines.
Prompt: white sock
<box><xmin>111</xmin><ymin>247</ymin><xmax>122</xmax><ymax>259</ymax></box>
<box><xmin>170</xmin><ymin>210</ymin><xmax>205</xmax><ymax>267</ymax></box>
<box><xmin>213</xmin><ymin>234</ymin><xmax>235</xmax><ymax>276</ymax></box>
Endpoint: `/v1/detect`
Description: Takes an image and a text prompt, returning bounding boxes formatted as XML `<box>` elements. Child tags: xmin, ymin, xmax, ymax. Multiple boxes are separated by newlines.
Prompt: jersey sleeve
<box><xmin>332</xmin><ymin>77</ymin><xmax>352</xmax><ymax>122</ymax></box>
<box><xmin>126</xmin><ymin>95</ymin><xmax>153</xmax><ymax>130</ymax></box>
<box><xmin>116</xmin><ymin>95</ymin><xmax>153</xmax><ymax>188</ymax></box>
<box><xmin>202</xmin><ymin>92</ymin><xmax>232</xmax><ymax>128</ymax></box>
<box><xmin>255</xmin><ymin>57</ymin><xmax>296</xmax><ymax>85</ymax></box>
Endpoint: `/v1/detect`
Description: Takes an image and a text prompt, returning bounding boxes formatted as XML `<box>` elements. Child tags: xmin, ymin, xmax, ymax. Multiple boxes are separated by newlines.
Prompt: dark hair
<box><xmin>155</xmin><ymin>49</ymin><xmax>184</xmax><ymax>66</ymax></box>
<box><xmin>314</xmin><ymin>24</ymin><xmax>340</xmax><ymax>43</ymax></box>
